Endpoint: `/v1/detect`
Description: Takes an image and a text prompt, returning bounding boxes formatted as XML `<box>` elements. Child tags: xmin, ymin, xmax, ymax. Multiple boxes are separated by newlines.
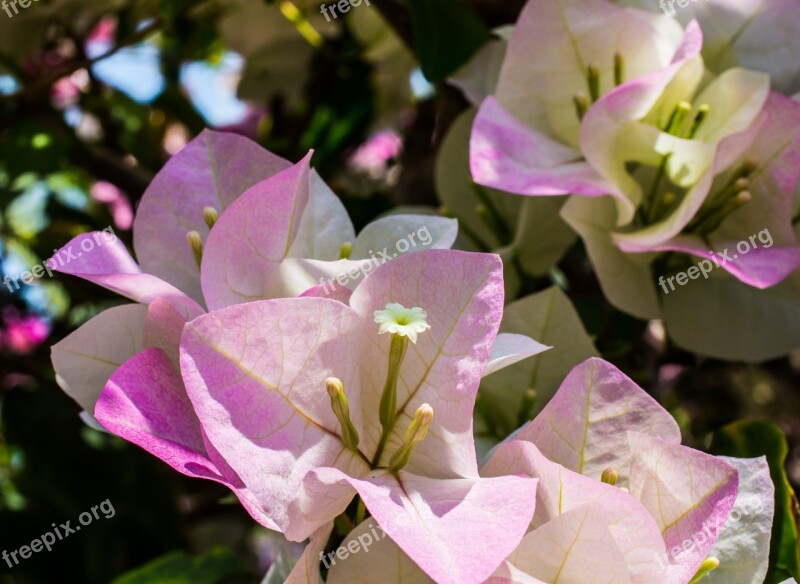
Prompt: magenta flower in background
<box><xmin>349</xmin><ymin>129</ymin><xmax>402</xmax><ymax>179</ymax></box>
<box><xmin>0</xmin><ymin>307</ymin><xmax>50</xmax><ymax>355</ymax></box>
<box><xmin>91</xmin><ymin>181</ymin><xmax>134</xmax><ymax>231</ymax></box>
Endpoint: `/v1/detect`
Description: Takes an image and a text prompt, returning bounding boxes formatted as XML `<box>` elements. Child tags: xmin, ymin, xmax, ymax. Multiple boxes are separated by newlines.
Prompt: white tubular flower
<box><xmin>373</xmin><ymin>303</ymin><xmax>431</xmax><ymax>344</ymax></box>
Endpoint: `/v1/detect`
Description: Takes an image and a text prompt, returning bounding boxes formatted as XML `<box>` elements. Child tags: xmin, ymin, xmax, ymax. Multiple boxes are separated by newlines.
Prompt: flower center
<box><xmin>573</xmin><ymin>53</ymin><xmax>625</xmax><ymax>121</ymax></box>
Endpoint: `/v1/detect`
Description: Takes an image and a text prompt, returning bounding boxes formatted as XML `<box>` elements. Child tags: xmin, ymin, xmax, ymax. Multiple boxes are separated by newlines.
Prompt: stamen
<box><xmin>686</xmin><ymin>104</ymin><xmax>710</xmax><ymax>139</ymax></box>
<box><xmin>601</xmin><ymin>467</ymin><xmax>618</xmax><ymax>486</ymax></box>
<box><xmin>186</xmin><ymin>231</ymin><xmax>204</xmax><ymax>268</ymax></box>
<box><xmin>689</xmin><ymin>557</ymin><xmax>720</xmax><ymax>583</ymax></box>
<box><xmin>587</xmin><ymin>65</ymin><xmax>600</xmax><ymax>102</ymax></box>
<box><xmin>665</xmin><ymin>101</ymin><xmax>692</xmax><ymax>136</ymax></box>
<box><xmin>573</xmin><ymin>93</ymin><xmax>590</xmax><ymax>121</ymax></box>
<box><xmin>202</xmin><ymin>206</ymin><xmax>219</xmax><ymax>229</ymax></box>
<box><xmin>614</xmin><ymin>53</ymin><xmax>624</xmax><ymax>87</ymax></box>
<box><xmin>339</xmin><ymin>241</ymin><xmax>353</xmax><ymax>260</ymax></box>
<box><xmin>388</xmin><ymin>404</ymin><xmax>434</xmax><ymax>472</ymax></box>
<box><xmin>326</xmin><ymin>377</ymin><xmax>360</xmax><ymax>451</ymax></box>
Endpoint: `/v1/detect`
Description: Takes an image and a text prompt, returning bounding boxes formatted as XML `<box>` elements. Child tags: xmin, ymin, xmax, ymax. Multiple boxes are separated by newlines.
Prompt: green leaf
<box><xmin>710</xmin><ymin>421</ymin><xmax>800</xmax><ymax>584</ymax></box>
<box><xmin>476</xmin><ymin>286</ymin><xmax>599</xmax><ymax>445</ymax></box>
<box><xmin>436</xmin><ymin>109</ymin><xmax>575</xmax><ymax>303</ymax></box>
<box><xmin>111</xmin><ymin>548</ymin><xmax>248</xmax><ymax>584</ymax></box>
<box><xmin>404</xmin><ymin>0</ymin><xmax>490</xmax><ymax>83</ymax></box>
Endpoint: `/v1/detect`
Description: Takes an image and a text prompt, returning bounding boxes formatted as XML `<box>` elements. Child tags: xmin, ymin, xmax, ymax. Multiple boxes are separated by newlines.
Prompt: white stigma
<box><xmin>373</xmin><ymin>303</ymin><xmax>431</xmax><ymax>344</ymax></box>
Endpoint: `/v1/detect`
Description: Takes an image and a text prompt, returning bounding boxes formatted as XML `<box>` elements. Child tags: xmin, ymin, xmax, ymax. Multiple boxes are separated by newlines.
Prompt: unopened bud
<box><xmin>187</xmin><ymin>231</ymin><xmax>204</xmax><ymax>267</ymax></box>
<box><xmin>202</xmin><ymin>206</ymin><xmax>219</xmax><ymax>229</ymax></box>
<box><xmin>601</xmin><ymin>467</ymin><xmax>618</xmax><ymax>486</ymax></box>
<box><xmin>326</xmin><ymin>377</ymin><xmax>360</xmax><ymax>451</ymax></box>
<box><xmin>388</xmin><ymin>404</ymin><xmax>434</xmax><ymax>472</ymax></box>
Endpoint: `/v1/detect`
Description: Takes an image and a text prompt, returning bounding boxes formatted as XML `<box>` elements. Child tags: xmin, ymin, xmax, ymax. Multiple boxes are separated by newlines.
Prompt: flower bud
<box><xmin>388</xmin><ymin>404</ymin><xmax>434</xmax><ymax>472</ymax></box>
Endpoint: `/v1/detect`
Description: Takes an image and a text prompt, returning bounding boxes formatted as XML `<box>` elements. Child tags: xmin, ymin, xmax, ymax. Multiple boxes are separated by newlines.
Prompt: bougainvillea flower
<box><xmin>112</xmin><ymin>250</ymin><xmax>544</xmax><ymax>584</ymax></box>
<box><xmin>562</xmin><ymin>91</ymin><xmax>800</xmax><ymax>358</ymax></box>
<box><xmin>51</xmin><ymin>131</ymin><xmax>461</xmax><ymax>531</ymax></box>
<box><xmin>323</xmin><ymin>358</ymin><xmax>769</xmax><ymax>583</ymax></box>
<box><xmin>51</xmin><ymin>130</ymin><xmax>456</xmax><ymax>417</ymax></box>
<box><xmin>483</xmin><ymin>358</ymin><xmax>743</xmax><ymax>583</ymax></box>
<box><xmin>470</xmin><ymin>0</ymin><xmax>688</xmax><ymax>205</ymax></box>
<box><xmin>617</xmin><ymin>0</ymin><xmax>800</xmax><ymax>95</ymax></box>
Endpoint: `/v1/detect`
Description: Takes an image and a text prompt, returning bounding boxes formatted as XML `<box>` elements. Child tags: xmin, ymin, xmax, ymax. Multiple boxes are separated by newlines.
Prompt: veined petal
<box><xmin>471</xmin><ymin>97</ymin><xmax>617</xmax><ymax>198</ymax></box>
<box><xmin>350</xmin><ymin>250</ymin><xmax>505</xmax><ymax>478</ymax></box>
<box><xmin>51</xmin><ymin>304</ymin><xmax>147</xmax><ymax>414</ymax></box>
<box><xmin>133</xmin><ymin>130</ymin><xmax>291</xmax><ymax>304</ymax></box>
<box><xmin>350</xmin><ymin>215</ymin><xmax>458</xmax><ymax>260</ymax></box>
<box><xmin>704</xmin><ymin>456</ymin><xmax>774</xmax><ymax>584</ymax></box>
<box><xmin>627</xmin><ymin>431</ymin><xmax>738</xmax><ymax>583</ymax></box>
<box><xmin>180</xmin><ymin>298</ymin><xmax>369</xmax><ymax>541</ymax></box>
<box><xmin>95</xmin><ymin>348</ymin><xmax>278</xmax><ymax>531</ymax></box>
<box><xmin>513</xmin><ymin>358</ymin><xmax>681</xmax><ymax>482</ymax></box>
<box><xmin>52</xmin><ymin>233</ymin><xmax>204</xmax><ymax>319</ymax></box>
<box><xmin>286</xmin><ymin>170</ymin><xmax>355</xmax><ymax>261</ymax></box>
<box><xmin>507</xmin><ymin>506</ymin><xmax>633</xmax><ymax>584</ymax></box>
<box><xmin>621</xmin><ymin>234</ymin><xmax>800</xmax><ymax>289</ymax></box>
<box><xmin>304</xmin><ymin>467</ymin><xmax>538</xmax><ymax>584</ymax></box>
<box><xmin>200</xmin><ymin>154</ymin><xmax>315</xmax><ymax>310</ymax></box>
<box><xmin>482</xmin><ymin>440</ymin><xmax>668</xmax><ymax>583</ymax></box>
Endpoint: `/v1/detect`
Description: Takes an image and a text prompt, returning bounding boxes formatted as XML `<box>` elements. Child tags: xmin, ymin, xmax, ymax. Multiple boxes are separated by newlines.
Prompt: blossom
<box><xmin>374</xmin><ymin>303</ymin><xmax>431</xmax><ymax>343</ymax></box>
<box><xmin>470</xmin><ymin>0</ymin><xmax>688</xmax><ymax>201</ymax></box>
<box><xmin>467</xmin><ymin>0</ymin><xmax>800</xmax><ymax>359</ymax></box>
<box><xmin>618</xmin><ymin>0</ymin><xmax>800</xmax><ymax>95</ymax></box>
<box><xmin>322</xmin><ymin>359</ymin><xmax>773</xmax><ymax>584</ymax></box>
<box><xmin>563</xmin><ymin>91</ymin><xmax>800</xmax><ymax>358</ymax></box>
<box><xmin>0</xmin><ymin>307</ymin><xmax>50</xmax><ymax>355</ymax></box>
<box><xmin>49</xmin><ymin>130</ymin><xmax>538</xmax><ymax>556</ymax></box>
<box><xmin>98</xmin><ymin>249</ymin><xmax>549</xmax><ymax>583</ymax></box>
<box><xmin>50</xmin><ymin>130</ymin><xmax>459</xmax><ymax>530</ymax></box>
<box><xmin>481</xmin><ymin>358</ymin><xmax>740</xmax><ymax>583</ymax></box>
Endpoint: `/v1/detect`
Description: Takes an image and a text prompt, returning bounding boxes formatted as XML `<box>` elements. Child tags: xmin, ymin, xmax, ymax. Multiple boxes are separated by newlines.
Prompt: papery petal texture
<box><xmin>514</xmin><ymin>358</ymin><xmax>681</xmax><ymax>483</ymax></box>
<box><xmin>95</xmin><ymin>348</ymin><xmax>278</xmax><ymax>530</ymax></box>
<box><xmin>627</xmin><ymin>431</ymin><xmax>738</xmax><ymax>582</ymax></box>
<box><xmin>133</xmin><ymin>129</ymin><xmax>291</xmax><ymax>303</ymax></box>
